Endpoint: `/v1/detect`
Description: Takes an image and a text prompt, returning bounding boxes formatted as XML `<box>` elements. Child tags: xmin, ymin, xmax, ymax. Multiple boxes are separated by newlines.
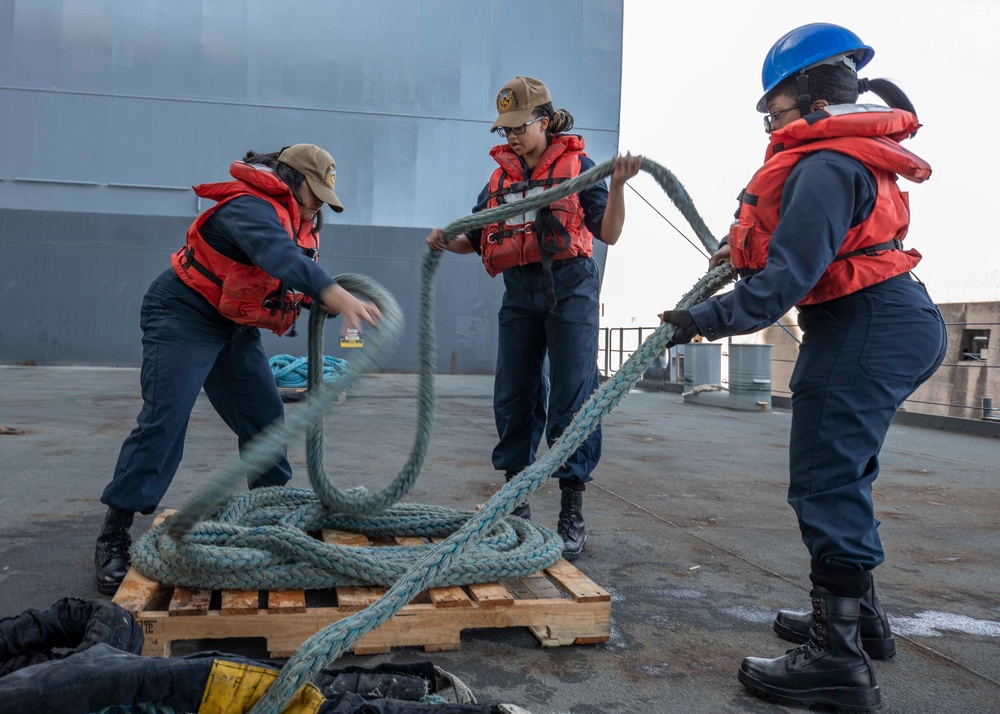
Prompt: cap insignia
<box><xmin>498</xmin><ymin>88</ymin><xmax>516</xmax><ymax>111</ymax></box>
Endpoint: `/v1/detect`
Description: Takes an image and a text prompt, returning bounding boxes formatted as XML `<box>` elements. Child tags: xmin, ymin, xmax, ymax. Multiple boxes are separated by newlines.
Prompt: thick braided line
<box><xmin>249</xmin><ymin>264</ymin><xmax>734</xmax><ymax>714</ymax></box>
<box><xmin>159</xmin><ymin>275</ymin><xmax>405</xmax><ymax>539</ymax></box>
<box><xmin>439</xmin><ymin>157</ymin><xmax>718</xmax><ymax>255</ymax></box>
<box><xmin>131</xmin><ymin>505</ymin><xmax>562</xmax><ymax>590</ymax></box>
<box><xmin>163</xmin><ymin>158</ymin><xmax>715</xmax><ymax>534</ymax></box>
<box><xmin>134</xmin><ymin>490</ymin><xmax>563</xmax><ymax>590</ymax></box>
<box><xmin>302</xmin><ymin>273</ymin><xmax>438</xmax><ymax>515</ymax></box>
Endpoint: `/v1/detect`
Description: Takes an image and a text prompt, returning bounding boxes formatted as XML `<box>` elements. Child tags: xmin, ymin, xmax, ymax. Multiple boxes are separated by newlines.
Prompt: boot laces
<box><xmin>801</xmin><ymin>592</ymin><xmax>828</xmax><ymax>654</ymax></box>
<box><xmin>557</xmin><ymin>494</ymin><xmax>581</xmax><ymax>534</ymax></box>
<box><xmin>557</xmin><ymin>511</ymin><xmax>573</xmax><ymax>534</ymax></box>
<box><xmin>787</xmin><ymin>639</ymin><xmax>823</xmax><ymax>665</ymax></box>
<box><xmin>102</xmin><ymin>512</ymin><xmax>133</xmax><ymax>549</ymax></box>
<box><xmin>107</xmin><ymin>528</ymin><xmax>131</xmax><ymax>548</ymax></box>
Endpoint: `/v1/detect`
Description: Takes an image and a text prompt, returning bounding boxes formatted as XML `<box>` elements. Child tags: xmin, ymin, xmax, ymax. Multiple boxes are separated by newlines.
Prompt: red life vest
<box><xmin>481</xmin><ymin>134</ymin><xmax>593</xmax><ymax>277</ymax></box>
<box><xmin>728</xmin><ymin>105</ymin><xmax>931</xmax><ymax>305</ymax></box>
<box><xmin>171</xmin><ymin>161</ymin><xmax>320</xmax><ymax>336</ymax></box>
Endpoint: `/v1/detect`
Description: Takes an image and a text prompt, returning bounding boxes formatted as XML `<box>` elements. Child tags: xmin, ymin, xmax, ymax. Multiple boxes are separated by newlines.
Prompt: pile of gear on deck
<box><xmin>0</xmin><ymin>598</ymin><xmax>532</xmax><ymax>714</ymax></box>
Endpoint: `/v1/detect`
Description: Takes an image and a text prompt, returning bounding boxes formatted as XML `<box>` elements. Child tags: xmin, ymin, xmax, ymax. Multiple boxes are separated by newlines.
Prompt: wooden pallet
<box><xmin>114</xmin><ymin>515</ymin><xmax>611</xmax><ymax>658</ymax></box>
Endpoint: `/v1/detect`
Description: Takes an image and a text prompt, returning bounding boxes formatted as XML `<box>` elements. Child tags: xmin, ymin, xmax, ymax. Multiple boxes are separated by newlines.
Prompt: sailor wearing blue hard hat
<box><xmin>660</xmin><ymin>22</ymin><xmax>947</xmax><ymax>711</ymax></box>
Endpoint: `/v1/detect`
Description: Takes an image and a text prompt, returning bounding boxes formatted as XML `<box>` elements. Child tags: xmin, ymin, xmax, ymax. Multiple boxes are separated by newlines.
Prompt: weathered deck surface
<box><xmin>2</xmin><ymin>367</ymin><xmax>998</xmax><ymax>713</ymax></box>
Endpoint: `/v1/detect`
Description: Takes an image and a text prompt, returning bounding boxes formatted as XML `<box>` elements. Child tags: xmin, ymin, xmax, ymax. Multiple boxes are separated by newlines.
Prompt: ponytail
<box><xmin>864</xmin><ymin>77</ymin><xmax>917</xmax><ymax>117</ymax></box>
<box><xmin>532</xmin><ymin>102</ymin><xmax>576</xmax><ymax>135</ymax></box>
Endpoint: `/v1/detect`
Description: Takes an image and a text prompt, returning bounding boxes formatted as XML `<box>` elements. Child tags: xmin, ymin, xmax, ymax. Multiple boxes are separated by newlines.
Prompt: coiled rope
<box><xmin>129</xmin><ymin>156</ymin><xmax>733</xmax><ymax>714</ymax></box>
<box><xmin>269</xmin><ymin>354</ymin><xmax>350</xmax><ymax>389</ymax></box>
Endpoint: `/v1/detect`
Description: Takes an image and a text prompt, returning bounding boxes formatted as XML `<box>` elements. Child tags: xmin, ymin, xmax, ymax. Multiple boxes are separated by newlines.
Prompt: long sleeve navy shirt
<box><xmin>198</xmin><ymin>195</ymin><xmax>336</xmax><ymax>302</ymax></box>
<box><xmin>466</xmin><ymin>153</ymin><xmax>609</xmax><ymax>253</ymax></box>
<box><xmin>689</xmin><ymin>150</ymin><xmax>878</xmax><ymax>338</ymax></box>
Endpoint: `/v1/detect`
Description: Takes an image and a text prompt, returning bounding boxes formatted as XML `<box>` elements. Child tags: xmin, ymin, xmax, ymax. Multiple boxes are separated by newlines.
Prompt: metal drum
<box><xmin>683</xmin><ymin>342</ymin><xmax>722</xmax><ymax>390</ymax></box>
<box><xmin>728</xmin><ymin>344</ymin><xmax>772</xmax><ymax>412</ymax></box>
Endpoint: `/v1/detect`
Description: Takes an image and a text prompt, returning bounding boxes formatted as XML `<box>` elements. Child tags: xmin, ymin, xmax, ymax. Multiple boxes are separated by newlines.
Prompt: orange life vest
<box><xmin>481</xmin><ymin>134</ymin><xmax>593</xmax><ymax>277</ymax></box>
<box><xmin>728</xmin><ymin>105</ymin><xmax>931</xmax><ymax>305</ymax></box>
<box><xmin>171</xmin><ymin>162</ymin><xmax>319</xmax><ymax>336</ymax></box>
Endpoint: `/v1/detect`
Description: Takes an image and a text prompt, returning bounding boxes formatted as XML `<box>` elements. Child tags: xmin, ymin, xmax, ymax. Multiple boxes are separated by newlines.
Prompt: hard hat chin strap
<box><xmin>796</xmin><ymin>73</ymin><xmax>813</xmax><ymax>117</ymax></box>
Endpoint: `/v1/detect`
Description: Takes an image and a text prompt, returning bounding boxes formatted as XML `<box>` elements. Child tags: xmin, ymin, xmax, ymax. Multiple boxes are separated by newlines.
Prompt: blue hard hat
<box><xmin>757</xmin><ymin>23</ymin><xmax>874</xmax><ymax>112</ymax></box>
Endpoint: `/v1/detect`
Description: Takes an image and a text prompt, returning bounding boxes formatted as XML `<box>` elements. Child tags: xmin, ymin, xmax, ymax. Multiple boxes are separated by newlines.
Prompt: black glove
<box><xmin>660</xmin><ymin>309</ymin><xmax>699</xmax><ymax>348</ymax></box>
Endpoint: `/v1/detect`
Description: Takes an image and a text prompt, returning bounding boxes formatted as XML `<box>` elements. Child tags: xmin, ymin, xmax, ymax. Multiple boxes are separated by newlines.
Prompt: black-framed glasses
<box><xmin>496</xmin><ymin>116</ymin><xmax>544</xmax><ymax>138</ymax></box>
<box><xmin>764</xmin><ymin>106</ymin><xmax>800</xmax><ymax>132</ymax></box>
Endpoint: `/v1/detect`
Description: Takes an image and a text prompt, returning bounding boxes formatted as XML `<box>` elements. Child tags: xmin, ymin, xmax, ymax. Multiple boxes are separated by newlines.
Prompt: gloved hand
<box><xmin>659</xmin><ymin>309</ymin><xmax>699</xmax><ymax>348</ymax></box>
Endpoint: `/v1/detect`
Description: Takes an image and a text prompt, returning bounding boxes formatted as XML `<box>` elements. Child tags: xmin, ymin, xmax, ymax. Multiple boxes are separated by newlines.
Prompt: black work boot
<box><xmin>504</xmin><ymin>471</ymin><xmax>531</xmax><ymax>520</ymax></box>
<box><xmin>739</xmin><ymin>586</ymin><xmax>881</xmax><ymax>712</ymax></box>
<box><xmin>94</xmin><ymin>507</ymin><xmax>135</xmax><ymax>595</ymax></box>
<box><xmin>774</xmin><ymin>570</ymin><xmax>896</xmax><ymax>659</ymax></box>
<box><xmin>557</xmin><ymin>484</ymin><xmax>586</xmax><ymax>561</ymax></box>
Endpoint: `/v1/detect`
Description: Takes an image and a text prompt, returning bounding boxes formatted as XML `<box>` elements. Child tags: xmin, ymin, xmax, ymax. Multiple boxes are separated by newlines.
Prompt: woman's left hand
<box><xmin>610</xmin><ymin>152</ymin><xmax>642</xmax><ymax>189</ymax></box>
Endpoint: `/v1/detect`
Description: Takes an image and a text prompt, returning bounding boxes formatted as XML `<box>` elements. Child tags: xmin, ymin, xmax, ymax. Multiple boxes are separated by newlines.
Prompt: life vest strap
<box><xmin>834</xmin><ymin>237</ymin><xmax>903</xmax><ymax>261</ymax></box>
<box><xmin>488</xmin><ymin>176</ymin><xmax>565</xmax><ymax>200</ymax></box>
<box><xmin>181</xmin><ymin>247</ymin><xmax>223</xmax><ymax>288</ymax></box>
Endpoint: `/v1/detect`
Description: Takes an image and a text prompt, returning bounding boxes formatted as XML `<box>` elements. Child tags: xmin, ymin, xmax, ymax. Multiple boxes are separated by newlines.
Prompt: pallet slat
<box><xmin>221</xmin><ymin>589</ymin><xmax>259</xmax><ymax>615</ymax></box>
<box><xmin>467</xmin><ymin>582</ymin><xmax>514</xmax><ymax>607</ymax></box>
<box><xmin>545</xmin><ymin>558</ymin><xmax>611</xmax><ymax>603</ymax></box>
<box><xmin>397</xmin><ymin>537</ymin><xmax>472</xmax><ymax>608</ymax></box>
<box><xmin>268</xmin><ymin>589</ymin><xmax>307</xmax><ymax>614</ymax></box>
<box><xmin>169</xmin><ymin>587</ymin><xmax>211</xmax><ymax>616</ymax></box>
<box><xmin>114</xmin><ymin>566</ymin><xmax>163</xmax><ymax>614</ymax></box>
<box><xmin>336</xmin><ymin>586</ymin><xmax>386</xmax><ymax>610</ymax></box>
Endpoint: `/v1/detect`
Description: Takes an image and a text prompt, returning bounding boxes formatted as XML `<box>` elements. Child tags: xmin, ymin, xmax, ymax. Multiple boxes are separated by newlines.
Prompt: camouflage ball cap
<box><xmin>278</xmin><ymin>144</ymin><xmax>344</xmax><ymax>212</ymax></box>
<box><xmin>491</xmin><ymin>76</ymin><xmax>551</xmax><ymax>132</ymax></box>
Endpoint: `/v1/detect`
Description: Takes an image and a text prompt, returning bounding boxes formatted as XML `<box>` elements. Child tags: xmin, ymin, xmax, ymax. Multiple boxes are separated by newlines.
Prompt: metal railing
<box><xmin>599</xmin><ymin>326</ymin><xmax>662</xmax><ymax>378</ymax></box>
<box><xmin>598</xmin><ymin>319</ymin><xmax>998</xmax><ymax>420</ymax></box>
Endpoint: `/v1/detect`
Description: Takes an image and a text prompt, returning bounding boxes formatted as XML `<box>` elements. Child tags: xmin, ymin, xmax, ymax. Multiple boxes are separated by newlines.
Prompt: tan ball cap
<box><xmin>278</xmin><ymin>144</ymin><xmax>344</xmax><ymax>213</ymax></box>
<box><xmin>490</xmin><ymin>76</ymin><xmax>551</xmax><ymax>132</ymax></box>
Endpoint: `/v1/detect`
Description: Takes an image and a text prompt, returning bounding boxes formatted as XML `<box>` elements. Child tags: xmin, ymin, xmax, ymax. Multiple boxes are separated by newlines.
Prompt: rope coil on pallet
<box><xmin>128</xmin><ymin>156</ymin><xmax>733</xmax><ymax>713</ymax></box>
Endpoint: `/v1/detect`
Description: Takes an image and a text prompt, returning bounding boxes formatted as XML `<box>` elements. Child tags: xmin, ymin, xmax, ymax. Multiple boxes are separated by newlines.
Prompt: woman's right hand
<box><xmin>426</xmin><ymin>229</ymin><xmax>474</xmax><ymax>254</ymax></box>
<box><xmin>319</xmin><ymin>283</ymin><xmax>382</xmax><ymax>332</ymax></box>
<box><xmin>426</xmin><ymin>228</ymin><xmax>449</xmax><ymax>251</ymax></box>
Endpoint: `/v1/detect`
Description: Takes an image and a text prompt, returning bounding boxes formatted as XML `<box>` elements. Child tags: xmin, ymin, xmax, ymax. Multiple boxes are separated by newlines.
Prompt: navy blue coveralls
<box><xmin>468</xmin><ymin>154</ymin><xmax>609</xmax><ymax>488</ymax></box>
<box><xmin>101</xmin><ymin>196</ymin><xmax>336</xmax><ymax>515</ymax></box>
<box><xmin>689</xmin><ymin>151</ymin><xmax>947</xmax><ymax>570</ymax></box>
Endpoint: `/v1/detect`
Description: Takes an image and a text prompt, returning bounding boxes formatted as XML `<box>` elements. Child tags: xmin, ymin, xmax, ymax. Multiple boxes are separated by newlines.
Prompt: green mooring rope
<box><xmin>129</xmin><ymin>156</ymin><xmax>733</xmax><ymax>714</ymax></box>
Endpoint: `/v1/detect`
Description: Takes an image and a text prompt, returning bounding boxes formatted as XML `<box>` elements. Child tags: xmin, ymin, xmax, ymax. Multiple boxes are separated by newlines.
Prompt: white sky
<box><xmin>603</xmin><ymin>0</ymin><xmax>1000</xmax><ymax>329</ymax></box>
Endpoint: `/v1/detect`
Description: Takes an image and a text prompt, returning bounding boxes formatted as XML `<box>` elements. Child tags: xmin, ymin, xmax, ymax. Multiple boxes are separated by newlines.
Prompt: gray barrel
<box><xmin>728</xmin><ymin>344</ymin><xmax>772</xmax><ymax>412</ymax></box>
<box><xmin>684</xmin><ymin>342</ymin><xmax>722</xmax><ymax>389</ymax></box>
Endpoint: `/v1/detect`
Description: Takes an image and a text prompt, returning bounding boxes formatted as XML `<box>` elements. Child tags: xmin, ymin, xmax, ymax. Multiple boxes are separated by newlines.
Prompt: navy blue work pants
<box><xmin>101</xmin><ymin>270</ymin><xmax>291</xmax><ymax>514</ymax></box>
<box><xmin>788</xmin><ymin>274</ymin><xmax>947</xmax><ymax>570</ymax></box>
<box><xmin>491</xmin><ymin>258</ymin><xmax>602</xmax><ymax>485</ymax></box>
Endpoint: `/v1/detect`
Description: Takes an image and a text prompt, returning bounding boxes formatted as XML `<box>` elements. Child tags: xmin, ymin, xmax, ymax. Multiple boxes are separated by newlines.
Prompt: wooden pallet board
<box><xmin>115</xmin><ymin>514</ymin><xmax>611</xmax><ymax>658</ymax></box>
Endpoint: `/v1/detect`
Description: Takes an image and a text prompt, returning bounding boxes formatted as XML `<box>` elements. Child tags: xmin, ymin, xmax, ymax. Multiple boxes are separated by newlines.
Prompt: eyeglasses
<box><xmin>496</xmin><ymin>116</ymin><xmax>544</xmax><ymax>138</ymax></box>
<box><xmin>764</xmin><ymin>106</ymin><xmax>800</xmax><ymax>133</ymax></box>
